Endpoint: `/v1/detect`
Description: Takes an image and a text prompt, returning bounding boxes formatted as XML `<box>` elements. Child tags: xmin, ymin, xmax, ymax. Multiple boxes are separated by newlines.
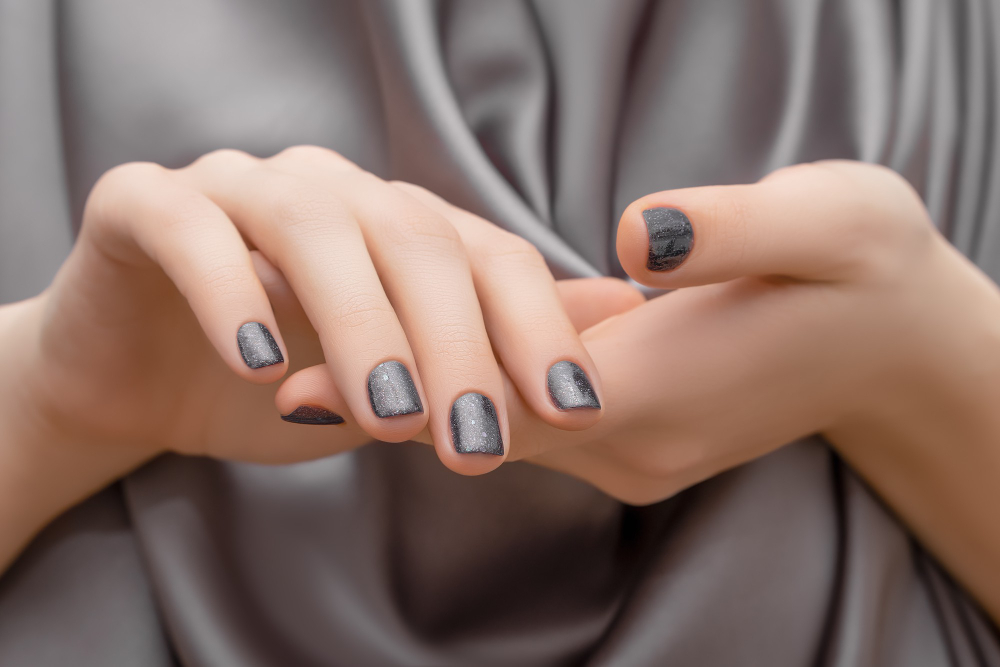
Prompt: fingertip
<box><xmin>439</xmin><ymin>450</ymin><xmax>507</xmax><ymax>476</ymax></box>
<box><xmin>533</xmin><ymin>359</ymin><xmax>604</xmax><ymax>431</ymax></box>
<box><xmin>617</xmin><ymin>200</ymin><xmax>696</xmax><ymax>286</ymax></box>
<box><xmin>535</xmin><ymin>406</ymin><xmax>604</xmax><ymax>432</ymax></box>
<box><xmin>354</xmin><ymin>409</ymin><xmax>429</xmax><ymax>444</ymax></box>
<box><xmin>275</xmin><ymin>364</ymin><xmax>349</xmax><ymax>423</ymax></box>
<box><xmin>279</xmin><ymin>405</ymin><xmax>347</xmax><ymax>426</ymax></box>
<box><xmin>433</xmin><ymin>391</ymin><xmax>507</xmax><ymax>476</ymax></box>
<box><xmin>355</xmin><ymin>359</ymin><xmax>429</xmax><ymax>443</ymax></box>
<box><xmin>232</xmin><ymin>320</ymin><xmax>289</xmax><ymax>384</ymax></box>
<box><xmin>616</xmin><ymin>200</ymin><xmax>653</xmax><ymax>281</ymax></box>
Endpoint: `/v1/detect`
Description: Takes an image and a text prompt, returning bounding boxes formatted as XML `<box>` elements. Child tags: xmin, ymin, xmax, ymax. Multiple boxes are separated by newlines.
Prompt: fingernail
<box><xmin>281</xmin><ymin>405</ymin><xmax>345</xmax><ymax>425</ymax></box>
<box><xmin>450</xmin><ymin>392</ymin><xmax>503</xmax><ymax>455</ymax></box>
<box><xmin>237</xmin><ymin>322</ymin><xmax>283</xmax><ymax>369</ymax></box>
<box><xmin>368</xmin><ymin>360</ymin><xmax>423</xmax><ymax>418</ymax></box>
<box><xmin>547</xmin><ymin>361</ymin><xmax>601</xmax><ymax>410</ymax></box>
<box><xmin>643</xmin><ymin>207</ymin><xmax>693</xmax><ymax>271</ymax></box>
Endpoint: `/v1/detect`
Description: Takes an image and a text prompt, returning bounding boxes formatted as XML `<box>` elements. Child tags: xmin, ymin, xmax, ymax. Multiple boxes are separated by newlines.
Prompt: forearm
<box><xmin>829</xmin><ymin>247</ymin><xmax>1000</xmax><ymax>623</ymax></box>
<box><xmin>0</xmin><ymin>296</ymin><xmax>153</xmax><ymax>573</ymax></box>
<box><xmin>832</xmin><ymin>390</ymin><xmax>1000</xmax><ymax>623</ymax></box>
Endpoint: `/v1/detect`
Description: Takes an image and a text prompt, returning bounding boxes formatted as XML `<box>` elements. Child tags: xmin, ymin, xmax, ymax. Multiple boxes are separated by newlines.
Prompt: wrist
<box><xmin>825</xmin><ymin>241</ymin><xmax>1000</xmax><ymax>621</ymax></box>
<box><xmin>0</xmin><ymin>295</ymin><xmax>155</xmax><ymax>572</ymax></box>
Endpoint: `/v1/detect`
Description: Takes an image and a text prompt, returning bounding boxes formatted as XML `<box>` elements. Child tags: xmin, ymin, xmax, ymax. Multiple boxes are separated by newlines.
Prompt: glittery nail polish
<box><xmin>643</xmin><ymin>207</ymin><xmax>693</xmax><ymax>271</ymax></box>
<box><xmin>237</xmin><ymin>322</ymin><xmax>283</xmax><ymax>369</ymax></box>
<box><xmin>281</xmin><ymin>406</ymin><xmax>345</xmax><ymax>425</ymax></box>
<box><xmin>547</xmin><ymin>361</ymin><xmax>601</xmax><ymax>410</ymax></box>
<box><xmin>367</xmin><ymin>360</ymin><xmax>423</xmax><ymax>418</ymax></box>
<box><xmin>450</xmin><ymin>392</ymin><xmax>503</xmax><ymax>455</ymax></box>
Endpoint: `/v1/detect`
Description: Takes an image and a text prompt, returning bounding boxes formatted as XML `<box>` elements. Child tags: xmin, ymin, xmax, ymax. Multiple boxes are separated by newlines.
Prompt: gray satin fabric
<box><xmin>1</xmin><ymin>0</ymin><xmax>999</xmax><ymax>665</ymax></box>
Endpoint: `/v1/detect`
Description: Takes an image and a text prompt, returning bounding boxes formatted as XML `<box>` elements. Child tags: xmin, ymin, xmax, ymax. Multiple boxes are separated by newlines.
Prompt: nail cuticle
<box><xmin>547</xmin><ymin>361</ymin><xmax>601</xmax><ymax>411</ymax></box>
<box><xmin>281</xmin><ymin>405</ymin><xmax>345</xmax><ymax>425</ymax></box>
<box><xmin>237</xmin><ymin>322</ymin><xmax>283</xmax><ymax>369</ymax></box>
<box><xmin>643</xmin><ymin>207</ymin><xmax>693</xmax><ymax>271</ymax></box>
<box><xmin>367</xmin><ymin>360</ymin><xmax>423</xmax><ymax>418</ymax></box>
<box><xmin>450</xmin><ymin>392</ymin><xmax>503</xmax><ymax>456</ymax></box>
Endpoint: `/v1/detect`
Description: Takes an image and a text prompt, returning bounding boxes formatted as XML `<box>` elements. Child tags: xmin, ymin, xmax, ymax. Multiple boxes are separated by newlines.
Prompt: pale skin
<box><xmin>0</xmin><ymin>149</ymin><xmax>998</xmax><ymax>624</ymax></box>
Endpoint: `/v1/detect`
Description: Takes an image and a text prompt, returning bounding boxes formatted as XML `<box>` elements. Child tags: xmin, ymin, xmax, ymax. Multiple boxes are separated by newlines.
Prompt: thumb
<box><xmin>616</xmin><ymin>161</ymin><xmax>930</xmax><ymax>288</ymax></box>
<box><xmin>554</xmin><ymin>277</ymin><xmax>646</xmax><ymax>332</ymax></box>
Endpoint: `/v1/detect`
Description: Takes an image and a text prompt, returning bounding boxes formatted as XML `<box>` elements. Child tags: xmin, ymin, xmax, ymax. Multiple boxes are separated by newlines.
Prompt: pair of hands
<box><xmin>13</xmin><ymin>146</ymin><xmax>995</xmax><ymax>505</ymax></box>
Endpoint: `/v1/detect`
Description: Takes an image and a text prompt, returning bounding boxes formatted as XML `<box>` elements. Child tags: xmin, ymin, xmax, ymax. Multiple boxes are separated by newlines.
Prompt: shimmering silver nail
<box><xmin>367</xmin><ymin>360</ymin><xmax>423</xmax><ymax>418</ymax></box>
<box><xmin>547</xmin><ymin>361</ymin><xmax>601</xmax><ymax>410</ymax></box>
<box><xmin>237</xmin><ymin>322</ymin><xmax>283</xmax><ymax>369</ymax></box>
<box><xmin>643</xmin><ymin>207</ymin><xmax>693</xmax><ymax>271</ymax></box>
<box><xmin>450</xmin><ymin>392</ymin><xmax>503</xmax><ymax>455</ymax></box>
<box><xmin>281</xmin><ymin>406</ymin><xmax>345</xmax><ymax>425</ymax></box>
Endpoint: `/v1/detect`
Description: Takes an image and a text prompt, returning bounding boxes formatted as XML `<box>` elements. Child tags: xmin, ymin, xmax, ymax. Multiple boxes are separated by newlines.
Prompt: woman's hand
<box><xmin>467</xmin><ymin>161</ymin><xmax>1000</xmax><ymax>621</ymax></box>
<box><xmin>27</xmin><ymin>146</ymin><xmax>605</xmax><ymax>469</ymax></box>
<box><xmin>0</xmin><ymin>146</ymin><xmax>606</xmax><ymax>568</ymax></box>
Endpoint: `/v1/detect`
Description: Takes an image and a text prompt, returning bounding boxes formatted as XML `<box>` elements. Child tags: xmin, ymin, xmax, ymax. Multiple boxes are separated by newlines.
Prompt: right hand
<box><xmin>23</xmin><ymin>146</ymin><xmax>606</xmax><ymax>476</ymax></box>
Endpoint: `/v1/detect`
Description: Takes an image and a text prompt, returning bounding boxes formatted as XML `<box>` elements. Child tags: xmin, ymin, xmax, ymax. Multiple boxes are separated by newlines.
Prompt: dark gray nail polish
<box><xmin>643</xmin><ymin>207</ymin><xmax>693</xmax><ymax>271</ymax></box>
<box><xmin>368</xmin><ymin>360</ymin><xmax>423</xmax><ymax>418</ymax></box>
<box><xmin>450</xmin><ymin>392</ymin><xmax>503</xmax><ymax>456</ymax></box>
<box><xmin>547</xmin><ymin>361</ymin><xmax>601</xmax><ymax>410</ymax></box>
<box><xmin>281</xmin><ymin>406</ymin><xmax>345</xmax><ymax>425</ymax></box>
<box><xmin>237</xmin><ymin>322</ymin><xmax>283</xmax><ymax>369</ymax></box>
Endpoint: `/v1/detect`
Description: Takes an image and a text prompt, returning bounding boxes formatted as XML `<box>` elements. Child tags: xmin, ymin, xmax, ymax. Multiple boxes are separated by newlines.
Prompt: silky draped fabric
<box><xmin>1</xmin><ymin>0</ymin><xmax>999</xmax><ymax>664</ymax></box>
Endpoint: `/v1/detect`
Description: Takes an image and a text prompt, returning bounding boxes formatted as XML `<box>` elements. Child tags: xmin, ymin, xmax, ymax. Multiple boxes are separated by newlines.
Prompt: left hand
<box><xmin>494</xmin><ymin>161</ymin><xmax>999</xmax><ymax>497</ymax></box>
<box><xmin>471</xmin><ymin>160</ymin><xmax>1000</xmax><ymax>621</ymax></box>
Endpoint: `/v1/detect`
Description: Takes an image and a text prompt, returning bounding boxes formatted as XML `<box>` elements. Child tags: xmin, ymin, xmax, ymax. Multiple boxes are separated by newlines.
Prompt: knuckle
<box><xmin>489</xmin><ymin>232</ymin><xmax>546</xmax><ymax>265</ymax></box>
<box><xmin>95</xmin><ymin>161</ymin><xmax>164</xmax><ymax>193</ymax></box>
<box><xmin>195</xmin><ymin>260</ymin><xmax>253</xmax><ymax>302</ymax></box>
<box><xmin>260</xmin><ymin>178</ymin><xmax>353</xmax><ymax>237</ymax></box>
<box><xmin>156</xmin><ymin>201</ymin><xmax>218</xmax><ymax>235</ymax></box>
<box><xmin>85</xmin><ymin>162</ymin><xmax>167</xmax><ymax>229</ymax></box>
<box><xmin>391</xmin><ymin>181</ymin><xmax>447</xmax><ymax>211</ymax></box>
<box><xmin>394</xmin><ymin>211</ymin><xmax>463</xmax><ymax>252</ymax></box>
<box><xmin>424</xmin><ymin>321</ymin><xmax>494</xmax><ymax>367</ymax></box>
<box><xmin>391</xmin><ymin>180</ymin><xmax>433</xmax><ymax>199</ymax></box>
<box><xmin>521</xmin><ymin>309</ymin><xmax>573</xmax><ymax>339</ymax></box>
<box><xmin>875</xmin><ymin>167</ymin><xmax>934</xmax><ymax>229</ymax></box>
<box><xmin>188</xmin><ymin>148</ymin><xmax>256</xmax><ymax>172</ymax></box>
<box><xmin>330</xmin><ymin>291</ymin><xmax>396</xmax><ymax>335</ymax></box>
<box><xmin>829</xmin><ymin>164</ymin><xmax>935</xmax><ymax>273</ymax></box>
<box><xmin>798</xmin><ymin>163</ymin><xmax>880</xmax><ymax>243</ymax></box>
<box><xmin>276</xmin><ymin>144</ymin><xmax>335</xmax><ymax>160</ymax></box>
<box><xmin>270</xmin><ymin>145</ymin><xmax>356</xmax><ymax>171</ymax></box>
<box><xmin>767</xmin><ymin>161</ymin><xmax>935</xmax><ymax>277</ymax></box>
<box><xmin>472</xmin><ymin>231</ymin><xmax>551</xmax><ymax>281</ymax></box>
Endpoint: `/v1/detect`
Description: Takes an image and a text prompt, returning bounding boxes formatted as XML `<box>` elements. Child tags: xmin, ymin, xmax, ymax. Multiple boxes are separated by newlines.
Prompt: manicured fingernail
<box><xmin>547</xmin><ymin>361</ymin><xmax>601</xmax><ymax>410</ymax></box>
<box><xmin>643</xmin><ymin>207</ymin><xmax>693</xmax><ymax>271</ymax></box>
<box><xmin>450</xmin><ymin>392</ymin><xmax>503</xmax><ymax>455</ymax></box>
<box><xmin>237</xmin><ymin>322</ymin><xmax>283</xmax><ymax>369</ymax></box>
<box><xmin>368</xmin><ymin>360</ymin><xmax>423</xmax><ymax>418</ymax></box>
<box><xmin>281</xmin><ymin>405</ymin><xmax>345</xmax><ymax>425</ymax></box>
